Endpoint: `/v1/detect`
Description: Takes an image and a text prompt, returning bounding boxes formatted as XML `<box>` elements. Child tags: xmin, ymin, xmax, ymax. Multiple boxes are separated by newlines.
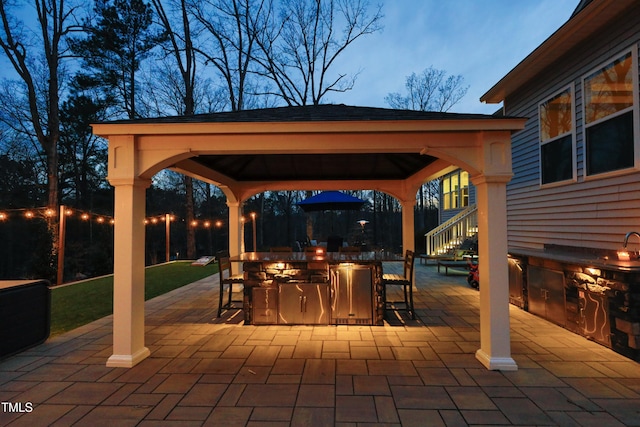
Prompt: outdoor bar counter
<box><xmin>508</xmin><ymin>245</ymin><xmax>640</xmax><ymax>362</ymax></box>
<box><xmin>230</xmin><ymin>251</ymin><xmax>402</xmax><ymax>326</ymax></box>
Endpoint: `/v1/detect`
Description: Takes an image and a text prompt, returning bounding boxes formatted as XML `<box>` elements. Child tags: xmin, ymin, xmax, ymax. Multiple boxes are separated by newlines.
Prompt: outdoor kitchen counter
<box><xmin>509</xmin><ymin>246</ymin><xmax>640</xmax><ymax>272</ymax></box>
<box><xmin>508</xmin><ymin>246</ymin><xmax>640</xmax><ymax>362</ymax></box>
<box><xmin>229</xmin><ymin>251</ymin><xmax>404</xmax><ymax>264</ymax></box>
<box><xmin>230</xmin><ymin>251</ymin><xmax>404</xmax><ymax>325</ymax></box>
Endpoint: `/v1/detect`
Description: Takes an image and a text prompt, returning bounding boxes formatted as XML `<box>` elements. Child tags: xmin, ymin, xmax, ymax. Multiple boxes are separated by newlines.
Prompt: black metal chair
<box><xmin>382</xmin><ymin>250</ymin><xmax>416</xmax><ymax>319</ymax></box>
<box><xmin>217</xmin><ymin>251</ymin><xmax>244</xmax><ymax>317</ymax></box>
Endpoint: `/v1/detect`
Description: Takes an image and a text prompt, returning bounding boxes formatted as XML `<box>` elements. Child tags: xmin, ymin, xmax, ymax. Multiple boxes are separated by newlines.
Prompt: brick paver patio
<box><xmin>1</xmin><ymin>263</ymin><xmax>639</xmax><ymax>426</ymax></box>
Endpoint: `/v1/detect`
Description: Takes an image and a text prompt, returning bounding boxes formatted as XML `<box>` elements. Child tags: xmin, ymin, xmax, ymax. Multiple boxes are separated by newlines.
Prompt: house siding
<box><xmin>505</xmin><ymin>5</ymin><xmax>640</xmax><ymax>251</ymax></box>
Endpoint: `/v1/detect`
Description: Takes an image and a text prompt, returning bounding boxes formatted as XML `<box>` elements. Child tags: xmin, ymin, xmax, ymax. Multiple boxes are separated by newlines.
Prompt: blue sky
<box><xmin>331</xmin><ymin>0</ymin><xmax>579</xmax><ymax>113</ymax></box>
<box><xmin>0</xmin><ymin>1</ymin><xmax>579</xmax><ymax>115</ymax></box>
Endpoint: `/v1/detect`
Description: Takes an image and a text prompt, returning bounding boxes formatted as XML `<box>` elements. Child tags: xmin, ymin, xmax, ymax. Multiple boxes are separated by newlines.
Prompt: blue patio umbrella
<box><xmin>296</xmin><ymin>191</ymin><xmax>366</xmax><ymax>212</ymax></box>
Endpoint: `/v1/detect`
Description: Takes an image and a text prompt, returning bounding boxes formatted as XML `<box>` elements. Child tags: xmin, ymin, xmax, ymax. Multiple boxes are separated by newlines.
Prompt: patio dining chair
<box><xmin>382</xmin><ymin>249</ymin><xmax>416</xmax><ymax>319</ymax></box>
<box><xmin>216</xmin><ymin>251</ymin><xmax>244</xmax><ymax>317</ymax></box>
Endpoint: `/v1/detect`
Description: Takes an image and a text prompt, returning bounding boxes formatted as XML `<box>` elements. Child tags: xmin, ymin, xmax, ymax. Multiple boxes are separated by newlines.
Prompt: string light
<box><xmin>0</xmin><ymin>206</ymin><xmax>114</xmax><ymax>225</ymax></box>
<box><xmin>187</xmin><ymin>218</ymin><xmax>224</xmax><ymax>228</ymax></box>
<box><xmin>0</xmin><ymin>206</ymin><xmax>225</xmax><ymax>230</ymax></box>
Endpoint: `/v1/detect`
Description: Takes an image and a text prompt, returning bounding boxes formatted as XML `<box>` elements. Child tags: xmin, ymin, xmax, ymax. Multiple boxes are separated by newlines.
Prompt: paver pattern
<box><xmin>1</xmin><ymin>264</ymin><xmax>639</xmax><ymax>426</ymax></box>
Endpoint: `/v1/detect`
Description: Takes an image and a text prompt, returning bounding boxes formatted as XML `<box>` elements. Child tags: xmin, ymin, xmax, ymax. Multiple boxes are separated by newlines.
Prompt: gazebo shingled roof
<box><xmin>100</xmin><ymin>103</ymin><xmax>503</xmax><ymax>124</ymax></box>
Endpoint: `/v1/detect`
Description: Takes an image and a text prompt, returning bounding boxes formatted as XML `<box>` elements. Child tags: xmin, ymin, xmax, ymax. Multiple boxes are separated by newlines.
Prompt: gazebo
<box><xmin>91</xmin><ymin>104</ymin><xmax>526</xmax><ymax>371</ymax></box>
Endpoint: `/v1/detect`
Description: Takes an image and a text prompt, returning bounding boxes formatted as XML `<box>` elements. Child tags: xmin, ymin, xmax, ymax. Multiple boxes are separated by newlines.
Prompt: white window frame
<box><xmin>582</xmin><ymin>46</ymin><xmax>639</xmax><ymax>180</ymax></box>
<box><xmin>538</xmin><ymin>84</ymin><xmax>576</xmax><ymax>187</ymax></box>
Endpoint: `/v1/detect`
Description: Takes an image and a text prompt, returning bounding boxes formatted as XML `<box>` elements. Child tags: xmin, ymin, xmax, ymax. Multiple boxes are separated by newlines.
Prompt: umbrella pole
<box><xmin>306</xmin><ymin>213</ymin><xmax>313</xmax><ymax>242</ymax></box>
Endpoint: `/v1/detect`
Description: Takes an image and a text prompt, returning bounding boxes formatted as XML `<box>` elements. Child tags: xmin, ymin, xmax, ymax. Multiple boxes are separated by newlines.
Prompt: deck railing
<box><xmin>425</xmin><ymin>205</ymin><xmax>478</xmax><ymax>255</ymax></box>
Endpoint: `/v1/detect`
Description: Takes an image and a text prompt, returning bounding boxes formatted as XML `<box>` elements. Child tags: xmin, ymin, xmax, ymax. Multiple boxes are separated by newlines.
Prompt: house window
<box><xmin>539</xmin><ymin>87</ymin><xmax>574</xmax><ymax>185</ymax></box>
<box><xmin>442</xmin><ymin>170</ymin><xmax>469</xmax><ymax>210</ymax></box>
<box><xmin>583</xmin><ymin>50</ymin><xmax>637</xmax><ymax>176</ymax></box>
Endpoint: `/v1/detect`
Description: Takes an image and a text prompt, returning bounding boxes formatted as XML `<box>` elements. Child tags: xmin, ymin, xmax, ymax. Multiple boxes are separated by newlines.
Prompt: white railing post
<box><xmin>424</xmin><ymin>205</ymin><xmax>478</xmax><ymax>255</ymax></box>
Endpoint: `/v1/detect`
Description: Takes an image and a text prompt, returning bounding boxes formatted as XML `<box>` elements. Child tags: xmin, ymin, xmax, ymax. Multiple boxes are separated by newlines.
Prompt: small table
<box><xmin>419</xmin><ymin>254</ymin><xmax>454</xmax><ymax>265</ymax></box>
<box><xmin>437</xmin><ymin>255</ymin><xmax>478</xmax><ymax>275</ymax></box>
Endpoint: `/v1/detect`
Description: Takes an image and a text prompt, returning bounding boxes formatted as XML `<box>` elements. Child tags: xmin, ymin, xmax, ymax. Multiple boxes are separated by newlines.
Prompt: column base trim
<box><xmin>475</xmin><ymin>349</ymin><xmax>518</xmax><ymax>371</ymax></box>
<box><xmin>106</xmin><ymin>347</ymin><xmax>150</xmax><ymax>368</ymax></box>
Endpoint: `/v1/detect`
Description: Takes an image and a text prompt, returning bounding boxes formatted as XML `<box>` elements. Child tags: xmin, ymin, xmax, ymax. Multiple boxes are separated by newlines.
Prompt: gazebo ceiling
<box><xmin>191</xmin><ymin>152</ymin><xmax>438</xmax><ymax>182</ymax></box>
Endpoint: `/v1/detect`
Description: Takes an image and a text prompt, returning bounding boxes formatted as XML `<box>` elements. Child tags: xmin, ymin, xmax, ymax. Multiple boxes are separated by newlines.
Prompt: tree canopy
<box><xmin>0</xmin><ymin>0</ymin><xmax>465</xmax><ymax>281</ymax></box>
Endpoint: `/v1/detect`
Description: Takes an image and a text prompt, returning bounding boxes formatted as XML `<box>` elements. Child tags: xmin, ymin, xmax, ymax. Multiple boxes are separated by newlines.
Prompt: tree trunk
<box><xmin>185</xmin><ymin>176</ymin><xmax>196</xmax><ymax>259</ymax></box>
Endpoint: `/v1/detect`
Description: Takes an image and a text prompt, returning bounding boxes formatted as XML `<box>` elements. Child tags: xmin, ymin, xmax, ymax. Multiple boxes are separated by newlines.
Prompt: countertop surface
<box><xmin>230</xmin><ymin>251</ymin><xmax>404</xmax><ymax>263</ymax></box>
<box><xmin>509</xmin><ymin>247</ymin><xmax>640</xmax><ymax>272</ymax></box>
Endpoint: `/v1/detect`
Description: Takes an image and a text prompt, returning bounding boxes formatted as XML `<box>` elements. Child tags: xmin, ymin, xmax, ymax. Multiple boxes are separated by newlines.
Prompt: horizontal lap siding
<box><xmin>509</xmin><ymin>174</ymin><xmax>640</xmax><ymax>250</ymax></box>
<box><xmin>505</xmin><ymin>6</ymin><xmax>640</xmax><ymax>251</ymax></box>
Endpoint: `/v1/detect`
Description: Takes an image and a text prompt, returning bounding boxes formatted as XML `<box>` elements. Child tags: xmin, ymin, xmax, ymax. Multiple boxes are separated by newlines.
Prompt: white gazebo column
<box><xmin>471</xmin><ymin>174</ymin><xmax>517</xmax><ymax>371</ymax></box>
<box><xmin>227</xmin><ymin>201</ymin><xmax>244</xmax><ymax>256</ymax></box>
<box><xmin>107</xmin><ymin>177</ymin><xmax>151</xmax><ymax>368</ymax></box>
<box><xmin>400</xmin><ymin>198</ymin><xmax>417</xmax><ymax>291</ymax></box>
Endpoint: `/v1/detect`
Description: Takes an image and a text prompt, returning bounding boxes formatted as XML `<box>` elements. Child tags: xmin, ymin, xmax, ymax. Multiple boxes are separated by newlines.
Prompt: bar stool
<box><xmin>382</xmin><ymin>250</ymin><xmax>415</xmax><ymax>319</ymax></box>
<box><xmin>217</xmin><ymin>251</ymin><xmax>244</xmax><ymax>317</ymax></box>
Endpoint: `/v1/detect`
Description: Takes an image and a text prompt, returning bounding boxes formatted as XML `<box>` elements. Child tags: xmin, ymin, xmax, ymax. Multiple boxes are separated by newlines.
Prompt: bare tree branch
<box><xmin>0</xmin><ymin>0</ymin><xmax>81</xmax><ymax>208</ymax></box>
<box><xmin>254</xmin><ymin>0</ymin><xmax>383</xmax><ymax>106</ymax></box>
<box><xmin>188</xmin><ymin>0</ymin><xmax>273</xmax><ymax>111</ymax></box>
<box><xmin>385</xmin><ymin>66</ymin><xmax>469</xmax><ymax>112</ymax></box>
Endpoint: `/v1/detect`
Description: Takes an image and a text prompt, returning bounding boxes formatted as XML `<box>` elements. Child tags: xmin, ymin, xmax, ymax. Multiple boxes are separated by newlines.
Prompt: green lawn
<box><xmin>50</xmin><ymin>261</ymin><xmax>218</xmax><ymax>337</ymax></box>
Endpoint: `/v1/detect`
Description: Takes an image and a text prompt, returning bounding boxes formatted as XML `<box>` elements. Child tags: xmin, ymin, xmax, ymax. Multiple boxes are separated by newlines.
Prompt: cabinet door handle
<box><xmin>541</xmin><ymin>289</ymin><xmax>548</xmax><ymax>300</ymax></box>
<box><xmin>300</xmin><ymin>295</ymin><xmax>304</xmax><ymax>312</ymax></box>
<box><xmin>303</xmin><ymin>296</ymin><xmax>307</xmax><ymax>312</ymax></box>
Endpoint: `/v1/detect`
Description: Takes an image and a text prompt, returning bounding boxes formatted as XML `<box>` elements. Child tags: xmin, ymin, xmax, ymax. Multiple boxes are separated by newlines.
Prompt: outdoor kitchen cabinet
<box><xmin>278</xmin><ymin>283</ymin><xmax>329</xmax><ymax>324</ymax></box>
<box><xmin>527</xmin><ymin>265</ymin><xmax>566</xmax><ymax>327</ymax></box>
